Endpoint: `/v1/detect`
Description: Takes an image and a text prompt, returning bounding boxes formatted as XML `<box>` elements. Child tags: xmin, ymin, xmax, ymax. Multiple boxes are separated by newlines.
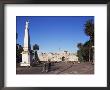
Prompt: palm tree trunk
<box><xmin>89</xmin><ymin>48</ymin><xmax>90</xmax><ymax>62</ymax></box>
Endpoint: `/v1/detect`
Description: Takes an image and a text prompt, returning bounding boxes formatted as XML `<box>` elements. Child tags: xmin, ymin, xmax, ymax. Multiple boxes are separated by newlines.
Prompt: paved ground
<box><xmin>16</xmin><ymin>61</ymin><xmax>94</xmax><ymax>74</ymax></box>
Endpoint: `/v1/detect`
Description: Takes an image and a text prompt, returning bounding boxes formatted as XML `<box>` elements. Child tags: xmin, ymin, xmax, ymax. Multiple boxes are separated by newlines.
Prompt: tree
<box><xmin>16</xmin><ymin>44</ymin><xmax>23</xmax><ymax>63</ymax></box>
<box><xmin>83</xmin><ymin>40</ymin><xmax>91</xmax><ymax>61</ymax></box>
<box><xmin>77</xmin><ymin>43</ymin><xmax>84</xmax><ymax>62</ymax></box>
<box><xmin>33</xmin><ymin>44</ymin><xmax>39</xmax><ymax>51</ymax></box>
<box><xmin>77</xmin><ymin>43</ymin><xmax>83</xmax><ymax>49</ymax></box>
<box><xmin>16</xmin><ymin>32</ymin><xmax>23</xmax><ymax>63</ymax></box>
<box><xmin>77</xmin><ymin>40</ymin><xmax>94</xmax><ymax>62</ymax></box>
<box><xmin>32</xmin><ymin>44</ymin><xmax>39</xmax><ymax>63</ymax></box>
<box><xmin>84</xmin><ymin>19</ymin><xmax>94</xmax><ymax>46</ymax></box>
<box><xmin>84</xmin><ymin>19</ymin><xmax>94</xmax><ymax>61</ymax></box>
<box><xmin>77</xmin><ymin>19</ymin><xmax>94</xmax><ymax>62</ymax></box>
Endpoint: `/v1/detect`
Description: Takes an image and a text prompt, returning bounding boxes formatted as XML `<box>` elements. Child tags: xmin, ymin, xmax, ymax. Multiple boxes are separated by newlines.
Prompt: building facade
<box><xmin>38</xmin><ymin>51</ymin><xmax>78</xmax><ymax>62</ymax></box>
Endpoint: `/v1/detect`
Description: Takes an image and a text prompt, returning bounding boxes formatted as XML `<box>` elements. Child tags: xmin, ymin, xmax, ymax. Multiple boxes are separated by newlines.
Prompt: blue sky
<box><xmin>16</xmin><ymin>16</ymin><xmax>94</xmax><ymax>53</ymax></box>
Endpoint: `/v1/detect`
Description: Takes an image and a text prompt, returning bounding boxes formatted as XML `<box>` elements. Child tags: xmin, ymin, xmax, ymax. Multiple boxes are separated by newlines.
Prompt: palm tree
<box><xmin>84</xmin><ymin>19</ymin><xmax>94</xmax><ymax>46</ymax></box>
<box><xmin>84</xmin><ymin>19</ymin><xmax>94</xmax><ymax>62</ymax></box>
<box><xmin>84</xmin><ymin>20</ymin><xmax>94</xmax><ymax>37</ymax></box>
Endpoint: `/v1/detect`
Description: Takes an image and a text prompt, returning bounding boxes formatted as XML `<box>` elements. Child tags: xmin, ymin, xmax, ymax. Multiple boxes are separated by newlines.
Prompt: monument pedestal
<box><xmin>20</xmin><ymin>51</ymin><xmax>30</xmax><ymax>66</ymax></box>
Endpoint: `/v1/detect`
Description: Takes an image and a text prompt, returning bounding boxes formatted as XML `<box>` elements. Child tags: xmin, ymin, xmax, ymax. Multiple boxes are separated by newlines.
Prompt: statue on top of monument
<box><xmin>25</xmin><ymin>20</ymin><xmax>29</xmax><ymax>30</ymax></box>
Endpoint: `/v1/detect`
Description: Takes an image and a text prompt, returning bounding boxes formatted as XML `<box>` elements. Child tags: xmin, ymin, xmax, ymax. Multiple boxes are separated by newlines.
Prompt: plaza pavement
<box><xmin>16</xmin><ymin>61</ymin><xmax>94</xmax><ymax>74</ymax></box>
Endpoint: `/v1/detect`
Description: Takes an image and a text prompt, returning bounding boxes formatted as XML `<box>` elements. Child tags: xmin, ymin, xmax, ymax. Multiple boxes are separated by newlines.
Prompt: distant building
<box><xmin>38</xmin><ymin>51</ymin><xmax>78</xmax><ymax>62</ymax></box>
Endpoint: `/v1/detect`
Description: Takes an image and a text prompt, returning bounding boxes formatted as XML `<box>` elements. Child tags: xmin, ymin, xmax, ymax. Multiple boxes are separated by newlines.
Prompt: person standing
<box><xmin>45</xmin><ymin>60</ymin><xmax>49</xmax><ymax>72</ymax></box>
<box><xmin>42</xmin><ymin>62</ymin><xmax>46</xmax><ymax>72</ymax></box>
<box><xmin>48</xmin><ymin>59</ymin><xmax>51</xmax><ymax>72</ymax></box>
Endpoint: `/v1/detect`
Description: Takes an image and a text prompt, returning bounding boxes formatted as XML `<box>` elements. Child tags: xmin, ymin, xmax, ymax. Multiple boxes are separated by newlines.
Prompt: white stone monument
<box><xmin>20</xmin><ymin>20</ymin><xmax>31</xmax><ymax>66</ymax></box>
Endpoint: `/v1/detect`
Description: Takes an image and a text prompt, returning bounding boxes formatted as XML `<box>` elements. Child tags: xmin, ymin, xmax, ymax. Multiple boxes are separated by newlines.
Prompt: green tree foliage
<box><xmin>77</xmin><ymin>19</ymin><xmax>94</xmax><ymax>62</ymax></box>
<box><xmin>77</xmin><ymin>43</ymin><xmax>83</xmax><ymax>61</ymax></box>
<box><xmin>77</xmin><ymin>40</ymin><xmax>94</xmax><ymax>62</ymax></box>
<box><xmin>33</xmin><ymin>44</ymin><xmax>39</xmax><ymax>51</ymax></box>
<box><xmin>16</xmin><ymin>32</ymin><xmax>23</xmax><ymax>63</ymax></box>
<box><xmin>16</xmin><ymin>44</ymin><xmax>23</xmax><ymax>63</ymax></box>
<box><xmin>77</xmin><ymin>43</ymin><xmax>83</xmax><ymax>49</ymax></box>
<box><xmin>84</xmin><ymin>19</ymin><xmax>94</xmax><ymax>45</ymax></box>
<box><xmin>32</xmin><ymin>44</ymin><xmax>39</xmax><ymax>63</ymax></box>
